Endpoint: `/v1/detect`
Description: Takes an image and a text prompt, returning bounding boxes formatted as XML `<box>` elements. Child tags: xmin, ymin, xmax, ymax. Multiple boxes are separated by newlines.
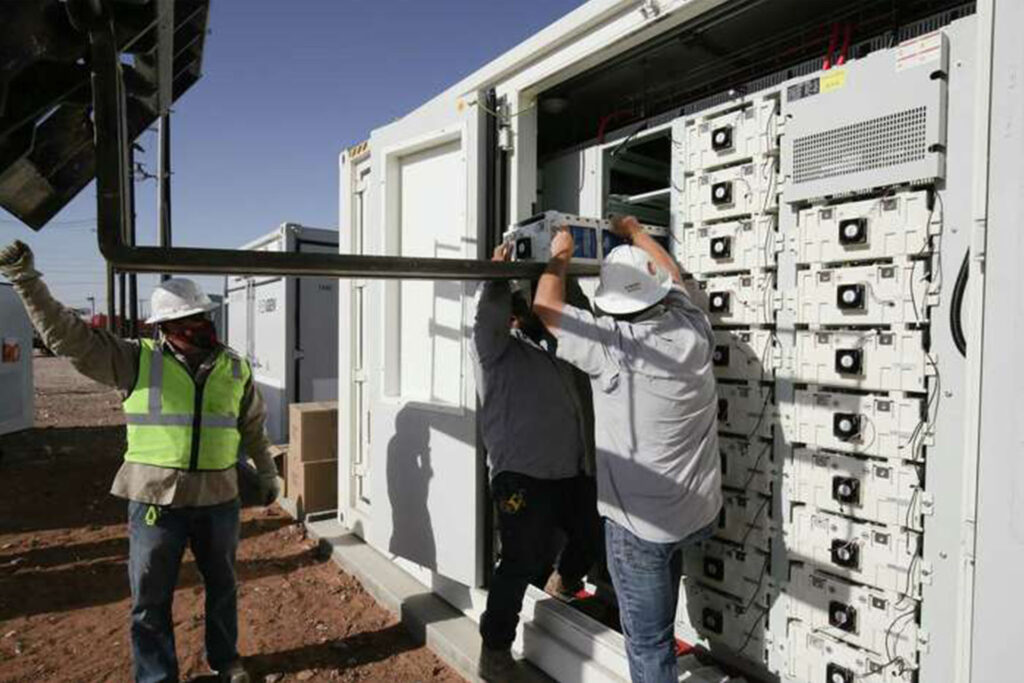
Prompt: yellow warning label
<box><xmin>820</xmin><ymin>69</ymin><xmax>847</xmax><ymax>93</ymax></box>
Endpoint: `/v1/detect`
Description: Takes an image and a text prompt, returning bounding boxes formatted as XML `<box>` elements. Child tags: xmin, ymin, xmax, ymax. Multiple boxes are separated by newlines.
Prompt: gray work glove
<box><xmin>0</xmin><ymin>240</ymin><xmax>42</xmax><ymax>283</ymax></box>
<box><xmin>258</xmin><ymin>470</ymin><xmax>280</xmax><ymax>506</ymax></box>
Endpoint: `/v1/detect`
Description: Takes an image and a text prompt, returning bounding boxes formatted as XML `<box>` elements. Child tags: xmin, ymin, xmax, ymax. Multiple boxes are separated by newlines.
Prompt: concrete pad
<box><xmin>305</xmin><ymin>518</ymin><xmax>552</xmax><ymax>683</ymax></box>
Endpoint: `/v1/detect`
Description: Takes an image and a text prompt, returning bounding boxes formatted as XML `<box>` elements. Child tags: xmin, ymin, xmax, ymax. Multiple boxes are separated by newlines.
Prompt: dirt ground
<box><xmin>0</xmin><ymin>355</ymin><xmax>463</xmax><ymax>683</ymax></box>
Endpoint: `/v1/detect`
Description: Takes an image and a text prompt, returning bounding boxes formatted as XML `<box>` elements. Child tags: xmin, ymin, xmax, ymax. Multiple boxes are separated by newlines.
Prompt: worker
<box><xmin>471</xmin><ymin>242</ymin><xmax>602</xmax><ymax>681</ymax></box>
<box><xmin>532</xmin><ymin>216</ymin><xmax>722</xmax><ymax>683</ymax></box>
<box><xmin>0</xmin><ymin>240</ymin><xmax>279</xmax><ymax>683</ymax></box>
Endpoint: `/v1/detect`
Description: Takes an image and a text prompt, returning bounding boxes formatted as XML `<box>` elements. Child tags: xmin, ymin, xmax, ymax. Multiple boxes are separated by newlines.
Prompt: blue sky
<box><xmin>1</xmin><ymin>0</ymin><xmax>584</xmax><ymax>314</ymax></box>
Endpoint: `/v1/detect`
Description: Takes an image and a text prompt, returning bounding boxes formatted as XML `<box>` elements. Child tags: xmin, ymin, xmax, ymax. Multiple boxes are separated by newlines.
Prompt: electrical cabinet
<box><xmin>669</xmin><ymin>19</ymin><xmax>966</xmax><ymax>680</ymax></box>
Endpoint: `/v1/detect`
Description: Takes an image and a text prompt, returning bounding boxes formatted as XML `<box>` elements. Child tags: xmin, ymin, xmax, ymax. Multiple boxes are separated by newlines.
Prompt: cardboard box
<box><xmin>288</xmin><ymin>401</ymin><xmax>338</xmax><ymax>463</ymax></box>
<box><xmin>287</xmin><ymin>458</ymin><xmax>337</xmax><ymax>516</ymax></box>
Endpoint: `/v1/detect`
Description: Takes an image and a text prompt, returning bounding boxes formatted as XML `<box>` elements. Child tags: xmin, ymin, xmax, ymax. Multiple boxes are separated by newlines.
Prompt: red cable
<box><xmin>596</xmin><ymin>109</ymin><xmax>633</xmax><ymax>143</ymax></box>
<box><xmin>823</xmin><ymin>22</ymin><xmax>840</xmax><ymax>70</ymax></box>
<box><xmin>837</xmin><ymin>23</ymin><xmax>853</xmax><ymax>66</ymax></box>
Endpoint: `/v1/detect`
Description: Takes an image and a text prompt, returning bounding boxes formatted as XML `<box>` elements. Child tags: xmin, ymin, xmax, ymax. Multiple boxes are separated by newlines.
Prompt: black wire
<box><xmin>736</xmin><ymin>495</ymin><xmax>771</xmax><ymax>548</ymax></box>
<box><xmin>950</xmin><ymin>249</ymin><xmax>969</xmax><ymax>357</ymax></box>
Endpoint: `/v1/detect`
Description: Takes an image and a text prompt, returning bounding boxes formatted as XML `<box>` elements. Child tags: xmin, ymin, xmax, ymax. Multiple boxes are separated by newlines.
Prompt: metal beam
<box><xmin>95</xmin><ymin>244</ymin><xmax>598</xmax><ymax>280</ymax></box>
<box><xmin>87</xmin><ymin>17</ymin><xmax>597</xmax><ymax>282</ymax></box>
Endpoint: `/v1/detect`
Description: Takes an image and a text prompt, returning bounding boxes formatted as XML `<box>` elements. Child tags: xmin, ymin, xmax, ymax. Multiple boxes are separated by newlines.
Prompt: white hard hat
<box><xmin>146</xmin><ymin>278</ymin><xmax>218</xmax><ymax>324</ymax></box>
<box><xmin>593</xmin><ymin>245</ymin><xmax>672</xmax><ymax>315</ymax></box>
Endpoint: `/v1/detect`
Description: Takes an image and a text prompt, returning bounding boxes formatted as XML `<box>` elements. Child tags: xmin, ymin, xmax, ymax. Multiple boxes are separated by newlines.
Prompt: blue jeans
<box><xmin>128</xmin><ymin>499</ymin><xmax>241</xmax><ymax>683</ymax></box>
<box><xmin>605</xmin><ymin>518</ymin><xmax>715</xmax><ymax>683</ymax></box>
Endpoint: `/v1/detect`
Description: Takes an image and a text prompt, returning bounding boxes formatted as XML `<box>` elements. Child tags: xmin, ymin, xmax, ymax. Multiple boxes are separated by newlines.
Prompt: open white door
<box><xmin>364</xmin><ymin>93</ymin><xmax>488</xmax><ymax>588</ymax></box>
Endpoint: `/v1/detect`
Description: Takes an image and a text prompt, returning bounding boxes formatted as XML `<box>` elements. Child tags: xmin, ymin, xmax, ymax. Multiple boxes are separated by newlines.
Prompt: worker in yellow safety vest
<box><xmin>1</xmin><ymin>240</ymin><xmax>279</xmax><ymax>683</ymax></box>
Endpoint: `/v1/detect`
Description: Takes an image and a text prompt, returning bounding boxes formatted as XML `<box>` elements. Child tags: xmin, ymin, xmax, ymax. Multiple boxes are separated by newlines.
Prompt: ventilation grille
<box><xmin>792</xmin><ymin>107</ymin><xmax>929</xmax><ymax>185</ymax></box>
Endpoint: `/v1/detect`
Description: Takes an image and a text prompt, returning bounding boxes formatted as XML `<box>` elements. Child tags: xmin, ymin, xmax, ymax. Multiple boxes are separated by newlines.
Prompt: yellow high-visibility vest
<box><xmin>122</xmin><ymin>338</ymin><xmax>250</xmax><ymax>471</ymax></box>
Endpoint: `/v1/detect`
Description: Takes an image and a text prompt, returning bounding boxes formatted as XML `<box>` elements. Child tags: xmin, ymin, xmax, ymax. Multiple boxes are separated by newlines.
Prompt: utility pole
<box><xmin>158</xmin><ymin>114</ymin><xmax>171</xmax><ymax>278</ymax></box>
<box><xmin>86</xmin><ymin>296</ymin><xmax>95</xmax><ymax>318</ymax></box>
<box><xmin>156</xmin><ymin>0</ymin><xmax>174</xmax><ymax>282</ymax></box>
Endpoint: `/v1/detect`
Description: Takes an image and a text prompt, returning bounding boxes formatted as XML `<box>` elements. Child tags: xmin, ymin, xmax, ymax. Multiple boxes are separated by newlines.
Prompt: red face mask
<box><xmin>161</xmin><ymin>316</ymin><xmax>219</xmax><ymax>354</ymax></box>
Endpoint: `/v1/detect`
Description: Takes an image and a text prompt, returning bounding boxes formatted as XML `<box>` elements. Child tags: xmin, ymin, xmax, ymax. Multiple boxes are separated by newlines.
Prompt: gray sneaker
<box><xmin>217</xmin><ymin>660</ymin><xmax>250</xmax><ymax>683</ymax></box>
<box><xmin>478</xmin><ymin>645</ymin><xmax>517</xmax><ymax>681</ymax></box>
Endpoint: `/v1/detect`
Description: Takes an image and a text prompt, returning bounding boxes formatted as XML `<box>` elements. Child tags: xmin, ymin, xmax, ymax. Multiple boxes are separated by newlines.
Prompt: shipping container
<box><xmin>225</xmin><ymin>223</ymin><xmax>339</xmax><ymax>443</ymax></box>
<box><xmin>0</xmin><ymin>283</ymin><xmax>33</xmax><ymax>435</ymax></box>
<box><xmin>334</xmin><ymin>1</ymin><xmax>1018</xmax><ymax>682</ymax></box>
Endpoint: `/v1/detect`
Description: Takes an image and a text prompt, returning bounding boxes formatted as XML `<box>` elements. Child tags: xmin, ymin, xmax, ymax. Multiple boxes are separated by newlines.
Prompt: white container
<box><xmin>225</xmin><ymin>223</ymin><xmax>339</xmax><ymax>443</ymax></box>
<box><xmin>0</xmin><ymin>283</ymin><xmax>33</xmax><ymax>435</ymax></box>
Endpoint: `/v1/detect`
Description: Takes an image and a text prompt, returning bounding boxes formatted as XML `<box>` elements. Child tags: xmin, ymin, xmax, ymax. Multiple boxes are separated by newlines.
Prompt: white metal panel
<box><xmin>224</xmin><ymin>283</ymin><xmax>250</xmax><ymax>359</ymax></box>
<box><xmin>720</xmin><ymin>436</ymin><xmax>773</xmax><ymax>496</ymax></box>
<box><xmin>713</xmin><ymin>492</ymin><xmax>771</xmax><ymax>550</ymax></box>
<box><xmin>784</xmin><ymin>508</ymin><xmax>922</xmax><ymax>597</ymax></box>
<box><xmin>680</xmin><ymin>217</ymin><xmax>776</xmax><ymax>276</ymax></box>
<box><xmin>681</xmin><ymin>98</ymin><xmax>779</xmax><ymax>172</ymax></box>
<box><xmin>296</xmin><ymin>240</ymin><xmax>340</xmax><ymax>403</ymax></box>
<box><xmin>781</xmin><ymin>35</ymin><xmax>948</xmax><ymax>204</ymax></box>
<box><xmin>717</xmin><ymin>383</ymin><xmax>773</xmax><ymax>439</ymax></box>
<box><xmin>684</xmin><ymin>538</ymin><xmax>770</xmax><ymax>602</ymax></box>
<box><xmin>786</xmin><ymin>448</ymin><xmax>924</xmax><ymax>530</ymax></box>
<box><xmin>683</xmin><ymin>162</ymin><xmax>778</xmax><ymax>225</ymax></box>
<box><xmin>782</xmin><ymin>390</ymin><xmax>926</xmax><ymax>461</ymax></box>
<box><xmin>785</xmin><ymin>622</ymin><xmax>913</xmax><ymax>683</ymax></box>
<box><xmin>367</xmin><ymin>100</ymin><xmax>484</xmax><ymax>590</ymax></box>
<box><xmin>676</xmin><ymin>580</ymin><xmax>768</xmax><ymax>665</ymax></box>
<box><xmin>397</xmin><ymin>139</ymin><xmax>465</xmax><ymax>406</ymax></box>
<box><xmin>786</xmin><ymin>565</ymin><xmax>921</xmax><ymax>658</ymax></box>
<box><xmin>712</xmin><ymin>329</ymin><xmax>776</xmax><ymax>383</ymax></box>
<box><xmin>250</xmin><ymin>276</ymin><xmax>289</xmax><ymax>443</ymax></box>
<box><xmin>696</xmin><ymin>272</ymin><xmax>774</xmax><ymax>326</ymax></box>
<box><xmin>0</xmin><ymin>285</ymin><xmax>33</xmax><ymax>435</ymax></box>
<box><xmin>791</xmin><ymin>263</ymin><xmax>931</xmax><ymax>327</ymax></box>
<box><xmin>796</xmin><ymin>191</ymin><xmax>934</xmax><ymax>265</ymax></box>
<box><xmin>787</xmin><ymin>329</ymin><xmax>929</xmax><ymax>393</ymax></box>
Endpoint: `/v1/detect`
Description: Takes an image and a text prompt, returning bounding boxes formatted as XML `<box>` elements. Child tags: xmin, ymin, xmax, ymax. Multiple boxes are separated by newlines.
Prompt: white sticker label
<box><xmin>896</xmin><ymin>32</ymin><xmax>943</xmax><ymax>72</ymax></box>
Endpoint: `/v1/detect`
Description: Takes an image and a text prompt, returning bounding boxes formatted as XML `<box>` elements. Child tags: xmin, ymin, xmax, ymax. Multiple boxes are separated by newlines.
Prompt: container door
<box><xmin>225</xmin><ymin>277</ymin><xmax>250</xmax><ymax>360</ymax></box>
<box><xmin>295</xmin><ymin>239</ymin><xmax>339</xmax><ymax>404</ymax></box>
<box><xmin>350</xmin><ymin>165</ymin><xmax>373</xmax><ymax>515</ymax></box>
<box><xmin>366</xmin><ymin>94</ymin><xmax>488</xmax><ymax>587</ymax></box>
<box><xmin>250</xmin><ymin>275</ymin><xmax>288</xmax><ymax>443</ymax></box>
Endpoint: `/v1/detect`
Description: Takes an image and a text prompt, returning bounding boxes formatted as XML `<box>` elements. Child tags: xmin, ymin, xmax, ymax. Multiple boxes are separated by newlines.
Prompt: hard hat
<box><xmin>593</xmin><ymin>245</ymin><xmax>672</xmax><ymax>315</ymax></box>
<box><xmin>146</xmin><ymin>278</ymin><xmax>218</xmax><ymax>324</ymax></box>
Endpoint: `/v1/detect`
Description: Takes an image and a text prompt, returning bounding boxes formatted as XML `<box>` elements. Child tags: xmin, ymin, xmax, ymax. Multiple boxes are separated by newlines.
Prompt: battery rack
<box><xmin>670</xmin><ymin>29</ymin><xmax>950</xmax><ymax>683</ymax></box>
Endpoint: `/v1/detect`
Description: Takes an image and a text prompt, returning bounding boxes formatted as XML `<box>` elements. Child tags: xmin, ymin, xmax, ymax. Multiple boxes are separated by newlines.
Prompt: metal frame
<box><xmin>83</xmin><ymin>8</ymin><xmax>595</xmax><ymax>282</ymax></box>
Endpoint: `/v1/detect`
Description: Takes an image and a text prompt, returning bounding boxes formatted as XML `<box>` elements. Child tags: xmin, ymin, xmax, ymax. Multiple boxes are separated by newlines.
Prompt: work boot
<box><xmin>544</xmin><ymin>571</ymin><xmax>584</xmax><ymax>602</ymax></box>
<box><xmin>217</xmin><ymin>660</ymin><xmax>250</xmax><ymax>683</ymax></box>
<box><xmin>478</xmin><ymin>645</ymin><xmax>517</xmax><ymax>682</ymax></box>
